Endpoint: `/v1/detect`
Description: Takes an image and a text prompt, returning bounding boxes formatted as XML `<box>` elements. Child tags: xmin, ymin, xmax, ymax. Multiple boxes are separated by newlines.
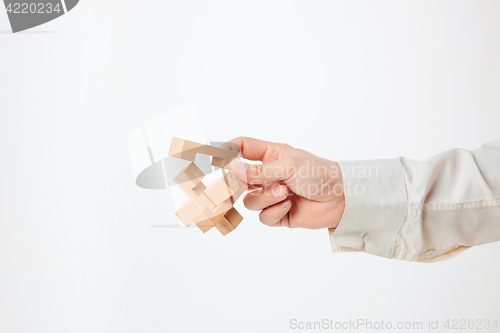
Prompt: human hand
<box><xmin>227</xmin><ymin>137</ymin><xmax>345</xmax><ymax>229</ymax></box>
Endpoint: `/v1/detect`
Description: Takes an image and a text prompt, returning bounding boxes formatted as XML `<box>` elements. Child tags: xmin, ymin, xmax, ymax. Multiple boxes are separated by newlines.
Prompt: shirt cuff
<box><xmin>328</xmin><ymin>159</ymin><xmax>408</xmax><ymax>259</ymax></box>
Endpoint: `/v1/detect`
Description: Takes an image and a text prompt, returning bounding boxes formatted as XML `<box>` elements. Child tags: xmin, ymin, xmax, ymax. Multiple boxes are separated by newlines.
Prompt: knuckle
<box><xmin>281</xmin><ymin>156</ymin><xmax>301</xmax><ymax>176</ymax></box>
<box><xmin>286</xmin><ymin>156</ymin><xmax>301</xmax><ymax>166</ymax></box>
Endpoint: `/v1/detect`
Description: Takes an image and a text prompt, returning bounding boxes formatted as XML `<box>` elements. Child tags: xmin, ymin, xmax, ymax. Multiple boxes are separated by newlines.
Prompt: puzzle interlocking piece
<box><xmin>169</xmin><ymin>137</ymin><xmax>247</xmax><ymax>235</ymax></box>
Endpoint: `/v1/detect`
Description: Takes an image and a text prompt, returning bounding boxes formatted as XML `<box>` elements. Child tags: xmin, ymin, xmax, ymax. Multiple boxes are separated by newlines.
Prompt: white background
<box><xmin>1</xmin><ymin>1</ymin><xmax>499</xmax><ymax>332</ymax></box>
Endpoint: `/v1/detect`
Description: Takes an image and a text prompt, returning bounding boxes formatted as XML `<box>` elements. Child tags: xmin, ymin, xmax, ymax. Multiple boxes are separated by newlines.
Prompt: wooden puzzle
<box><xmin>169</xmin><ymin>137</ymin><xmax>247</xmax><ymax>235</ymax></box>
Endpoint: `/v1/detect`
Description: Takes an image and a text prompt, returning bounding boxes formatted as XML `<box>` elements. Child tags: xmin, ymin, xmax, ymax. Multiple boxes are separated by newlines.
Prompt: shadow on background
<box><xmin>0</xmin><ymin>31</ymin><xmax>56</xmax><ymax>34</ymax></box>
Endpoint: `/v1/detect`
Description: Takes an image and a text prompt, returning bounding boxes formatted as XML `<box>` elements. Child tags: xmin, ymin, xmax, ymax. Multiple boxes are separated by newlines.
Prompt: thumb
<box><xmin>228</xmin><ymin>158</ymin><xmax>293</xmax><ymax>185</ymax></box>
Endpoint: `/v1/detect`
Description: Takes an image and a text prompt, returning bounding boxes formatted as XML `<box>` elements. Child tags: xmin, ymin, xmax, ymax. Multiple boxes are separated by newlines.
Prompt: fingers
<box><xmin>243</xmin><ymin>185</ymin><xmax>288</xmax><ymax>211</ymax></box>
<box><xmin>259</xmin><ymin>199</ymin><xmax>292</xmax><ymax>227</ymax></box>
<box><xmin>228</xmin><ymin>157</ymin><xmax>295</xmax><ymax>185</ymax></box>
<box><xmin>243</xmin><ymin>185</ymin><xmax>292</xmax><ymax>227</ymax></box>
<box><xmin>227</xmin><ymin>137</ymin><xmax>295</xmax><ymax>185</ymax></box>
<box><xmin>228</xmin><ymin>136</ymin><xmax>290</xmax><ymax>163</ymax></box>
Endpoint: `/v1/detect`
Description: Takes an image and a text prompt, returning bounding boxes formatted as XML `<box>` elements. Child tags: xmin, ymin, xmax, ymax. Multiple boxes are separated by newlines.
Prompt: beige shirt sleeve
<box><xmin>328</xmin><ymin>140</ymin><xmax>500</xmax><ymax>263</ymax></box>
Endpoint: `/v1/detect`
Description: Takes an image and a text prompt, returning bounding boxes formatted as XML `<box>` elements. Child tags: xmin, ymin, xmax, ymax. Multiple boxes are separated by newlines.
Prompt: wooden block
<box><xmin>176</xmin><ymin>181</ymin><xmax>216</xmax><ymax>210</ymax></box>
<box><xmin>192</xmin><ymin>206</ymin><xmax>242</xmax><ymax>234</ymax></box>
<box><xmin>192</xmin><ymin>201</ymin><xmax>232</xmax><ymax>224</ymax></box>
<box><xmin>169</xmin><ymin>137</ymin><xmax>210</xmax><ymax>161</ymax></box>
<box><xmin>212</xmin><ymin>157</ymin><xmax>239</xmax><ymax>169</ymax></box>
<box><xmin>169</xmin><ymin>138</ymin><xmax>248</xmax><ymax>235</ymax></box>
<box><xmin>170</xmin><ymin>137</ymin><xmax>239</xmax><ymax>169</ymax></box>
<box><xmin>195</xmin><ymin>218</ymin><xmax>216</xmax><ymax>233</ymax></box>
<box><xmin>201</xmin><ymin>170</ymin><xmax>244</xmax><ymax>207</ymax></box>
<box><xmin>191</xmin><ymin>196</ymin><xmax>244</xmax><ymax>234</ymax></box>
<box><xmin>192</xmin><ymin>206</ymin><xmax>224</xmax><ymax>225</ymax></box>
<box><xmin>211</xmin><ymin>156</ymin><xmax>229</xmax><ymax>169</ymax></box>
<box><xmin>210</xmin><ymin>147</ymin><xmax>238</xmax><ymax>169</ymax></box>
<box><xmin>194</xmin><ymin>207</ymin><xmax>226</xmax><ymax>234</ymax></box>
<box><xmin>215</xmin><ymin>216</ymin><xmax>235</xmax><ymax>236</ymax></box>
<box><xmin>175</xmin><ymin>200</ymin><xmax>202</xmax><ymax>226</ymax></box>
<box><xmin>224</xmin><ymin>170</ymin><xmax>243</xmax><ymax>193</ymax></box>
<box><xmin>182</xmin><ymin>139</ymin><xmax>210</xmax><ymax>160</ymax></box>
<box><xmin>173</xmin><ymin>162</ymin><xmax>205</xmax><ymax>189</ymax></box>
<box><xmin>229</xmin><ymin>181</ymin><xmax>248</xmax><ymax>204</ymax></box>
<box><xmin>208</xmin><ymin>146</ymin><xmax>239</xmax><ymax>160</ymax></box>
<box><xmin>204</xmin><ymin>175</ymin><xmax>235</xmax><ymax>207</ymax></box>
<box><xmin>168</xmin><ymin>137</ymin><xmax>185</xmax><ymax>158</ymax></box>
<box><xmin>224</xmin><ymin>207</ymin><xmax>243</xmax><ymax>228</ymax></box>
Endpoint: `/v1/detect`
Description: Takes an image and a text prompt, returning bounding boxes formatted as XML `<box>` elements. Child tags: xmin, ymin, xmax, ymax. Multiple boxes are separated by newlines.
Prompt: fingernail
<box><xmin>279</xmin><ymin>200</ymin><xmax>291</xmax><ymax>209</ymax></box>
<box><xmin>229</xmin><ymin>158</ymin><xmax>247</xmax><ymax>172</ymax></box>
<box><xmin>274</xmin><ymin>186</ymin><xmax>286</xmax><ymax>199</ymax></box>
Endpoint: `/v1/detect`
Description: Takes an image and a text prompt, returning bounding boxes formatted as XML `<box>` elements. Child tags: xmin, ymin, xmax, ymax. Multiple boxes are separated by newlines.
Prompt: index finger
<box><xmin>228</xmin><ymin>136</ymin><xmax>289</xmax><ymax>163</ymax></box>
